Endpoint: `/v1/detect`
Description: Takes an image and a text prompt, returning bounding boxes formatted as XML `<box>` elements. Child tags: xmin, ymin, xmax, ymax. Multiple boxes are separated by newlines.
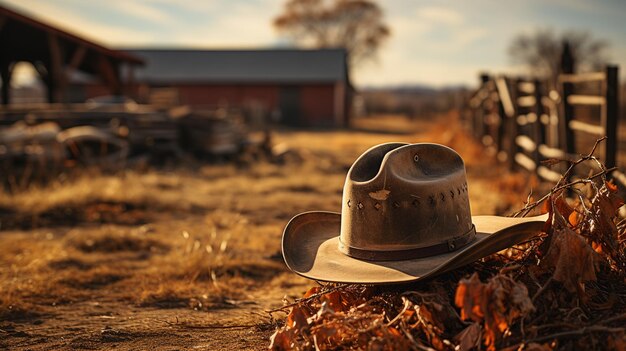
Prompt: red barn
<box><xmin>121</xmin><ymin>49</ymin><xmax>353</xmax><ymax>127</ymax></box>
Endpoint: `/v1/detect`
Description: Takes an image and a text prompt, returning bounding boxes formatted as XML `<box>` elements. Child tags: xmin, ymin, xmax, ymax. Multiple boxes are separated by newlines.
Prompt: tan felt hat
<box><xmin>281</xmin><ymin>143</ymin><xmax>546</xmax><ymax>284</ymax></box>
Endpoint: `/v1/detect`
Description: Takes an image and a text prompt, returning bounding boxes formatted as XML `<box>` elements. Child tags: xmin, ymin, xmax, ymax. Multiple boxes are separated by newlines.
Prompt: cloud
<box><xmin>171</xmin><ymin>1</ymin><xmax>281</xmax><ymax>47</ymax></box>
<box><xmin>415</xmin><ymin>6</ymin><xmax>463</xmax><ymax>26</ymax></box>
<box><xmin>0</xmin><ymin>0</ymin><xmax>282</xmax><ymax>48</ymax></box>
<box><xmin>142</xmin><ymin>0</ymin><xmax>220</xmax><ymax>13</ymax></box>
<box><xmin>3</xmin><ymin>0</ymin><xmax>622</xmax><ymax>87</ymax></box>
<box><xmin>109</xmin><ymin>0</ymin><xmax>175</xmax><ymax>24</ymax></box>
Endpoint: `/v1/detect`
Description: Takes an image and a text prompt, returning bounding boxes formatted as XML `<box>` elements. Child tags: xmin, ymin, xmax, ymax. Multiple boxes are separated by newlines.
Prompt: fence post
<box><xmin>605</xmin><ymin>65</ymin><xmax>619</xmax><ymax>170</ymax></box>
<box><xmin>506</xmin><ymin>78</ymin><xmax>520</xmax><ymax>171</ymax></box>
<box><xmin>474</xmin><ymin>74</ymin><xmax>490</xmax><ymax>140</ymax></box>
<box><xmin>559</xmin><ymin>42</ymin><xmax>576</xmax><ymax>156</ymax></box>
<box><xmin>480</xmin><ymin>74</ymin><xmax>490</xmax><ymax>85</ymax></box>
<box><xmin>533</xmin><ymin>79</ymin><xmax>545</xmax><ymax>168</ymax></box>
<box><xmin>497</xmin><ymin>91</ymin><xmax>506</xmax><ymax>154</ymax></box>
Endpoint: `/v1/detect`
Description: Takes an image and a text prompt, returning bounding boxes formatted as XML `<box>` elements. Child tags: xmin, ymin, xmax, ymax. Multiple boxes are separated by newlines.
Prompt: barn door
<box><xmin>279</xmin><ymin>86</ymin><xmax>300</xmax><ymax>126</ymax></box>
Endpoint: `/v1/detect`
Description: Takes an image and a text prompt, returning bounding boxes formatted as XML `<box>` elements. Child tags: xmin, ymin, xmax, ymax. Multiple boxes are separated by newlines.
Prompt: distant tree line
<box><xmin>361</xmin><ymin>87</ymin><xmax>468</xmax><ymax>119</ymax></box>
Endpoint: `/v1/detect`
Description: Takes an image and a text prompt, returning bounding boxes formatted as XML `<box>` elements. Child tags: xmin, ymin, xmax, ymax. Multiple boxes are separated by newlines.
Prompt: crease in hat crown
<box><xmin>338</xmin><ymin>142</ymin><xmax>476</xmax><ymax>261</ymax></box>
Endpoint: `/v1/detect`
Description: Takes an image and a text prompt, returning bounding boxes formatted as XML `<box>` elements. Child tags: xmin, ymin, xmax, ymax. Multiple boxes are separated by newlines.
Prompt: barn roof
<box><xmin>124</xmin><ymin>49</ymin><xmax>350</xmax><ymax>85</ymax></box>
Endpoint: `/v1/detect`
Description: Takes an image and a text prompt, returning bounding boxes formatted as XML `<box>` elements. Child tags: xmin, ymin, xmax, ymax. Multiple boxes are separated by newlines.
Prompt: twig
<box><xmin>526</xmin><ymin>325</ymin><xmax>624</xmax><ymax>344</ymax></box>
<box><xmin>513</xmin><ymin>137</ymin><xmax>611</xmax><ymax>218</ymax></box>
<box><xmin>526</xmin><ymin>269</ymin><xmax>542</xmax><ymax>289</ymax></box>
<box><xmin>531</xmin><ymin>277</ymin><xmax>553</xmax><ymax>303</ymax></box>
<box><xmin>526</xmin><ymin>322</ymin><xmax>580</xmax><ymax>332</ymax></box>
<box><xmin>513</xmin><ymin>166</ymin><xmax>617</xmax><ymax>218</ymax></box>
<box><xmin>599</xmin><ymin>313</ymin><xmax>626</xmax><ymax>326</ymax></box>
<box><xmin>386</xmin><ymin>297</ymin><xmax>411</xmax><ymax>326</ymax></box>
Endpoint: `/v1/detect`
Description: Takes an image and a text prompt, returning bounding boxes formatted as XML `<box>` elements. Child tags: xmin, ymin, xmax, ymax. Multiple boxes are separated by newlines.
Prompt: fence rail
<box><xmin>465</xmin><ymin>61</ymin><xmax>621</xmax><ymax>187</ymax></box>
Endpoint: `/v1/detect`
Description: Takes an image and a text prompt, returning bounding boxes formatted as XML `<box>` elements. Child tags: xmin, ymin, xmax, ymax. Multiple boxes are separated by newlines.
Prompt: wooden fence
<box><xmin>465</xmin><ymin>62</ymin><xmax>622</xmax><ymax>186</ymax></box>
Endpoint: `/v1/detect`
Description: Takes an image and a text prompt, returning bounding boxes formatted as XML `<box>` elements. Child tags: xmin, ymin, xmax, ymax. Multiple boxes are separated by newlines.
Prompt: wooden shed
<box><xmin>0</xmin><ymin>4</ymin><xmax>144</xmax><ymax>105</ymax></box>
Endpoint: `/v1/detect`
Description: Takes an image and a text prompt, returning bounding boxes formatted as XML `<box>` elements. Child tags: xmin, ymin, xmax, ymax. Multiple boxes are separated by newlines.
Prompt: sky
<box><xmin>2</xmin><ymin>0</ymin><xmax>626</xmax><ymax>87</ymax></box>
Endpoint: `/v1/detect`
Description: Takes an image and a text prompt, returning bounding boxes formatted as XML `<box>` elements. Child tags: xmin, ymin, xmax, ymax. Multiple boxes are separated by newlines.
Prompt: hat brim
<box><xmin>282</xmin><ymin>211</ymin><xmax>547</xmax><ymax>284</ymax></box>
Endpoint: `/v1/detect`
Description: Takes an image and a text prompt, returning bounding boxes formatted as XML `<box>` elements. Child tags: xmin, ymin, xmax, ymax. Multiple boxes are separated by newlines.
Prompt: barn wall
<box><xmin>299</xmin><ymin>84</ymin><xmax>336</xmax><ymax>127</ymax></box>
<box><xmin>175</xmin><ymin>84</ymin><xmax>279</xmax><ymax>110</ymax></box>
<box><xmin>74</xmin><ymin>81</ymin><xmax>346</xmax><ymax>127</ymax></box>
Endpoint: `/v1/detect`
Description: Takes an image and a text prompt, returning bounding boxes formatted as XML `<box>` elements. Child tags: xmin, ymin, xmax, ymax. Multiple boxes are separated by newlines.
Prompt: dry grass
<box><xmin>0</xmin><ymin>113</ymin><xmax>536</xmax><ymax>350</ymax></box>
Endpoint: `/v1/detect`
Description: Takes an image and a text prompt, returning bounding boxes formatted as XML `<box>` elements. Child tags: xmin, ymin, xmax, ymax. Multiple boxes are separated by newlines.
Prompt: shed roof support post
<box><xmin>1</xmin><ymin>61</ymin><xmax>12</xmax><ymax>105</ymax></box>
<box><xmin>0</xmin><ymin>15</ymin><xmax>6</xmax><ymax>33</ymax></box>
<box><xmin>125</xmin><ymin>63</ymin><xmax>135</xmax><ymax>95</ymax></box>
<box><xmin>97</xmin><ymin>55</ymin><xmax>122</xmax><ymax>95</ymax></box>
<box><xmin>47</xmin><ymin>32</ymin><xmax>66</xmax><ymax>103</ymax></box>
<box><xmin>68</xmin><ymin>45</ymin><xmax>87</xmax><ymax>70</ymax></box>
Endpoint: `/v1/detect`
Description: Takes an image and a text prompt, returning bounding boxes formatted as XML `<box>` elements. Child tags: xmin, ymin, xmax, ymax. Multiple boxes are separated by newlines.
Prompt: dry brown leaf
<box><xmin>455</xmin><ymin>273</ymin><xmax>484</xmax><ymax>322</ymax></box>
<box><xmin>416</xmin><ymin>302</ymin><xmax>447</xmax><ymax>350</ymax></box>
<box><xmin>455</xmin><ymin>273</ymin><xmax>534</xmax><ymax>351</ymax></box>
<box><xmin>453</xmin><ymin>323</ymin><xmax>481</xmax><ymax>351</ymax></box>
<box><xmin>607</xmin><ymin>332</ymin><xmax>626</xmax><ymax>351</ymax></box>
<box><xmin>268</xmin><ymin>328</ymin><xmax>295</xmax><ymax>350</ymax></box>
<box><xmin>309</xmin><ymin>301</ymin><xmax>335</xmax><ymax>323</ymax></box>
<box><xmin>554</xmin><ymin>197</ymin><xmax>575</xmax><ymax>222</ymax></box>
<box><xmin>539</xmin><ymin>225</ymin><xmax>601</xmax><ymax>292</ymax></box>
<box><xmin>287</xmin><ymin>305</ymin><xmax>310</xmax><ymax>329</ymax></box>
<box><xmin>524</xmin><ymin>342</ymin><xmax>554</xmax><ymax>351</ymax></box>
<box><xmin>321</xmin><ymin>291</ymin><xmax>344</xmax><ymax>312</ymax></box>
<box><xmin>587</xmin><ymin>181</ymin><xmax>624</xmax><ymax>263</ymax></box>
<box><xmin>303</xmin><ymin>286</ymin><xmax>320</xmax><ymax>298</ymax></box>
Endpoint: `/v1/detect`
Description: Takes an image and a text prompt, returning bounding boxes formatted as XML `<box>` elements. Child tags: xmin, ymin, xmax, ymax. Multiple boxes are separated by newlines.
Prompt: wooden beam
<box><xmin>538</xmin><ymin>144</ymin><xmax>566</xmax><ymax>159</ymax></box>
<box><xmin>33</xmin><ymin>61</ymin><xmax>49</xmax><ymax>80</ymax></box>
<box><xmin>559</xmin><ymin>72</ymin><xmax>605</xmax><ymax>83</ymax></box>
<box><xmin>517</xmin><ymin>96</ymin><xmax>536</xmax><ymax>107</ymax></box>
<box><xmin>517</xmin><ymin>81</ymin><xmax>535</xmax><ymax>94</ymax></box>
<box><xmin>495</xmin><ymin>77</ymin><xmax>514</xmax><ymax>117</ymax></box>
<box><xmin>97</xmin><ymin>55</ymin><xmax>121</xmax><ymax>95</ymax></box>
<box><xmin>567</xmin><ymin>94</ymin><xmax>605</xmax><ymax>106</ymax></box>
<box><xmin>569</xmin><ymin>120</ymin><xmax>605</xmax><ymax>136</ymax></box>
<box><xmin>1</xmin><ymin>62</ymin><xmax>13</xmax><ymax>105</ymax></box>
<box><xmin>604</xmin><ymin>65</ymin><xmax>619</xmax><ymax>170</ymax></box>
<box><xmin>47</xmin><ymin>33</ymin><xmax>66</xmax><ymax>103</ymax></box>
<box><xmin>0</xmin><ymin>15</ymin><xmax>6</xmax><ymax>34</ymax></box>
<box><xmin>68</xmin><ymin>45</ymin><xmax>87</xmax><ymax>70</ymax></box>
<box><xmin>537</xmin><ymin>166</ymin><xmax>562</xmax><ymax>183</ymax></box>
<box><xmin>560</xmin><ymin>42</ymin><xmax>576</xmax><ymax>156</ymax></box>
<box><xmin>515</xmin><ymin>152</ymin><xmax>537</xmax><ymax>172</ymax></box>
<box><xmin>515</xmin><ymin>135</ymin><xmax>537</xmax><ymax>153</ymax></box>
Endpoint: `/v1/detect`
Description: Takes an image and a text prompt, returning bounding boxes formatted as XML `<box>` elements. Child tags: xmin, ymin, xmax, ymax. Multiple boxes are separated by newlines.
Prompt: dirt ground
<box><xmin>0</xmin><ymin>113</ymin><xmax>535</xmax><ymax>350</ymax></box>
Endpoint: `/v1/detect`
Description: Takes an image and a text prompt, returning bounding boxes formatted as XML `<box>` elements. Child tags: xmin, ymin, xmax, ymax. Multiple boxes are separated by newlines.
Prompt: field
<box><xmin>0</xmin><ymin>113</ymin><xmax>534</xmax><ymax>350</ymax></box>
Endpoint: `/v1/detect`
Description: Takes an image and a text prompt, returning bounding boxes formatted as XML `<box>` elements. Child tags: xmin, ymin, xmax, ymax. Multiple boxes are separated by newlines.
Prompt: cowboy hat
<box><xmin>282</xmin><ymin>142</ymin><xmax>547</xmax><ymax>284</ymax></box>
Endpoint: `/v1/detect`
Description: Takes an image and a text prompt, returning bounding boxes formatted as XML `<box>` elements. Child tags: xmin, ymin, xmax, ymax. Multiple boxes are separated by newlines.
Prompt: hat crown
<box><xmin>339</xmin><ymin>143</ymin><xmax>473</xmax><ymax>259</ymax></box>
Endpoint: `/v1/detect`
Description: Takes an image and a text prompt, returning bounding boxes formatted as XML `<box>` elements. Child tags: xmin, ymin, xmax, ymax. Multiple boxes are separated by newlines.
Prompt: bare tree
<box><xmin>509</xmin><ymin>28</ymin><xmax>609</xmax><ymax>86</ymax></box>
<box><xmin>274</xmin><ymin>0</ymin><xmax>390</xmax><ymax>69</ymax></box>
